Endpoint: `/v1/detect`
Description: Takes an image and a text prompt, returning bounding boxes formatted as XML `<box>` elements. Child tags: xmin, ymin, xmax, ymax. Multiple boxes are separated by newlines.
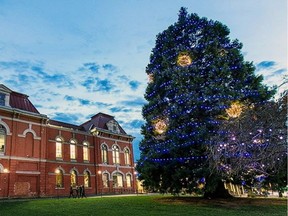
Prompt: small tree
<box><xmin>137</xmin><ymin>8</ymin><xmax>275</xmax><ymax>197</ymax></box>
<box><xmin>209</xmin><ymin>91</ymin><xmax>287</xmax><ymax>197</ymax></box>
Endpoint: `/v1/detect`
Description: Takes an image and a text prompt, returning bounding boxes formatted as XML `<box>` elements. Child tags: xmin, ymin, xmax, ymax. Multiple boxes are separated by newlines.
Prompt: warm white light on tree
<box><xmin>226</xmin><ymin>101</ymin><xmax>243</xmax><ymax>118</ymax></box>
<box><xmin>153</xmin><ymin>118</ymin><xmax>168</xmax><ymax>135</ymax></box>
<box><xmin>177</xmin><ymin>52</ymin><xmax>192</xmax><ymax>67</ymax></box>
<box><xmin>148</xmin><ymin>74</ymin><xmax>154</xmax><ymax>83</ymax></box>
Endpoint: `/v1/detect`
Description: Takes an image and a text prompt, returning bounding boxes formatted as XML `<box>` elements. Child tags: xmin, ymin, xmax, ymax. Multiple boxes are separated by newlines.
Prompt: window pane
<box><xmin>101</xmin><ymin>145</ymin><xmax>108</xmax><ymax>163</ymax></box>
<box><xmin>103</xmin><ymin>173</ymin><xmax>109</xmax><ymax>188</ymax></box>
<box><xmin>112</xmin><ymin>146</ymin><xmax>120</xmax><ymax>164</ymax></box>
<box><xmin>125</xmin><ymin>149</ymin><xmax>130</xmax><ymax>165</ymax></box>
<box><xmin>83</xmin><ymin>142</ymin><xmax>89</xmax><ymax>161</ymax></box>
<box><xmin>70</xmin><ymin>144</ymin><xmax>76</xmax><ymax>159</ymax></box>
<box><xmin>71</xmin><ymin>171</ymin><xmax>77</xmax><ymax>187</ymax></box>
<box><xmin>0</xmin><ymin>93</ymin><xmax>5</xmax><ymax>106</ymax></box>
<box><xmin>117</xmin><ymin>174</ymin><xmax>123</xmax><ymax>187</ymax></box>
<box><xmin>84</xmin><ymin>172</ymin><xmax>90</xmax><ymax>187</ymax></box>
<box><xmin>0</xmin><ymin>132</ymin><xmax>5</xmax><ymax>153</ymax></box>
<box><xmin>56</xmin><ymin>141</ymin><xmax>62</xmax><ymax>158</ymax></box>
<box><xmin>83</xmin><ymin>146</ymin><xmax>89</xmax><ymax>161</ymax></box>
<box><xmin>127</xmin><ymin>175</ymin><xmax>131</xmax><ymax>187</ymax></box>
<box><xmin>56</xmin><ymin>170</ymin><xmax>63</xmax><ymax>188</ymax></box>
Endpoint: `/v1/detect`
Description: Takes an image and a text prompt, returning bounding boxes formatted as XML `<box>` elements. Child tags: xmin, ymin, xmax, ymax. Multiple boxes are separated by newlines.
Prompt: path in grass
<box><xmin>0</xmin><ymin>195</ymin><xmax>286</xmax><ymax>216</ymax></box>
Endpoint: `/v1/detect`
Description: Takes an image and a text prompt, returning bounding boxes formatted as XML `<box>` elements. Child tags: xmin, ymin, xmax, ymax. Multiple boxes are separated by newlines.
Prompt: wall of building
<box><xmin>0</xmin><ymin>109</ymin><xmax>136</xmax><ymax>198</ymax></box>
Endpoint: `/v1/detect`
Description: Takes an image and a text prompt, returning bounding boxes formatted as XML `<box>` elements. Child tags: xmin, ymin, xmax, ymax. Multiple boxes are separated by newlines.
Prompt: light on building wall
<box><xmin>98</xmin><ymin>170</ymin><xmax>102</xmax><ymax>197</ymax></box>
<box><xmin>3</xmin><ymin>168</ymin><xmax>9</xmax><ymax>173</ymax></box>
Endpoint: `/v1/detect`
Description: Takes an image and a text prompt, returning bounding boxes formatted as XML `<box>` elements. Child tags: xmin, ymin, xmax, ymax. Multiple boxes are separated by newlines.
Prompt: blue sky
<box><xmin>0</xmin><ymin>0</ymin><xmax>287</xmax><ymax>160</ymax></box>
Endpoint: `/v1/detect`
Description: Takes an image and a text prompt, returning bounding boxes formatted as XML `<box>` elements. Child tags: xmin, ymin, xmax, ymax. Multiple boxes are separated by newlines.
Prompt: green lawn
<box><xmin>0</xmin><ymin>195</ymin><xmax>286</xmax><ymax>216</ymax></box>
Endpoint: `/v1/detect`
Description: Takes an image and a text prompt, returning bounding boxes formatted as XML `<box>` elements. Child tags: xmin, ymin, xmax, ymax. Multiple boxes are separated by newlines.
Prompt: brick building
<box><xmin>0</xmin><ymin>84</ymin><xmax>136</xmax><ymax>198</ymax></box>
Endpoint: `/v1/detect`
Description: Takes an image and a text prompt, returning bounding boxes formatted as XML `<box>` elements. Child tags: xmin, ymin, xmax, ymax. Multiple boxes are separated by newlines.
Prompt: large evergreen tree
<box><xmin>136</xmin><ymin>8</ymin><xmax>275</xmax><ymax>196</ymax></box>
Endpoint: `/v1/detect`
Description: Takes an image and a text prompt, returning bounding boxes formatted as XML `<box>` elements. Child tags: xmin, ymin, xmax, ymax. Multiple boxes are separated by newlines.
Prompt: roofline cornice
<box><xmin>0</xmin><ymin>106</ymin><xmax>48</xmax><ymax>120</ymax></box>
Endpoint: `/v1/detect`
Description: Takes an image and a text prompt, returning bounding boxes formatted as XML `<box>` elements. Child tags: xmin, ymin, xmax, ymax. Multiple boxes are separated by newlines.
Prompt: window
<box><xmin>84</xmin><ymin>171</ymin><xmax>90</xmax><ymax>187</ymax></box>
<box><xmin>124</xmin><ymin>148</ymin><xmax>130</xmax><ymax>165</ymax></box>
<box><xmin>101</xmin><ymin>144</ymin><xmax>108</xmax><ymax>163</ymax></box>
<box><xmin>0</xmin><ymin>93</ymin><xmax>5</xmax><ymax>106</ymax></box>
<box><xmin>113</xmin><ymin>172</ymin><xmax>123</xmax><ymax>187</ymax></box>
<box><xmin>70</xmin><ymin>170</ymin><xmax>77</xmax><ymax>187</ymax></box>
<box><xmin>70</xmin><ymin>140</ymin><xmax>76</xmax><ymax>160</ymax></box>
<box><xmin>112</xmin><ymin>145</ymin><xmax>120</xmax><ymax>164</ymax></box>
<box><xmin>126</xmin><ymin>174</ymin><xmax>132</xmax><ymax>187</ymax></box>
<box><xmin>0</xmin><ymin>126</ymin><xmax>6</xmax><ymax>154</ymax></box>
<box><xmin>55</xmin><ymin>137</ymin><xmax>62</xmax><ymax>158</ymax></box>
<box><xmin>102</xmin><ymin>173</ymin><xmax>109</xmax><ymax>188</ymax></box>
<box><xmin>55</xmin><ymin>169</ymin><xmax>64</xmax><ymax>188</ymax></box>
<box><xmin>83</xmin><ymin>141</ymin><xmax>89</xmax><ymax>161</ymax></box>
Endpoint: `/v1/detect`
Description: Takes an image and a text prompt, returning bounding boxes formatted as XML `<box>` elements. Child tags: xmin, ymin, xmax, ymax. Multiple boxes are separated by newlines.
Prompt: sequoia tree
<box><xmin>136</xmin><ymin>8</ymin><xmax>276</xmax><ymax>197</ymax></box>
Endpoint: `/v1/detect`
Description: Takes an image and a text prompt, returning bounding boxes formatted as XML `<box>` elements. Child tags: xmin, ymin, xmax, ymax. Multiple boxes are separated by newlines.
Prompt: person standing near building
<box><xmin>81</xmin><ymin>185</ymin><xmax>86</xmax><ymax>198</ymax></box>
<box><xmin>69</xmin><ymin>186</ymin><xmax>74</xmax><ymax>198</ymax></box>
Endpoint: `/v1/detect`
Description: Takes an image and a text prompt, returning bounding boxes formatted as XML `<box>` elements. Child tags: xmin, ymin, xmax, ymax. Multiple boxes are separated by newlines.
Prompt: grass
<box><xmin>0</xmin><ymin>195</ymin><xmax>286</xmax><ymax>216</ymax></box>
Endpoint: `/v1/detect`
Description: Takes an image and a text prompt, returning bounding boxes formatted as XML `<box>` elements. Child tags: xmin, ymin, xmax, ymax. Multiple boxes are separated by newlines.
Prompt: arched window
<box><xmin>102</xmin><ymin>173</ymin><xmax>109</xmax><ymax>188</ymax></box>
<box><xmin>112</xmin><ymin>145</ymin><xmax>120</xmax><ymax>164</ymax></box>
<box><xmin>84</xmin><ymin>171</ymin><xmax>91</xmax><ymax>187</ymax></box>
<box><xmin>70</xmin><ymin>139</ymin><xmax>76</xmax><ymax>160</ymax></box>
<box><xmin>126</xmin><ymin>174</ymin><xmax>132</xmax><ymax>187</ymax></box>
<box><xmin>83</xmin><ymin>141</ymin><xmax>89</xmax><ymax>161</ymax></box>
<box><xmin>55</xmin><ymin>137</ymin><xmax>63</xmax><ymax>158</ymax></box>
<box><xmin>55</xmin><ymin>168</ymin><xmax>64</xmax><ymax>188</ymax></box>
<box><xmin>101</xmin><ymin>144</ymin><xmax>108</xmax><ymax>163</ymax></box>
<box><xmin>0</xmin><ymin>125</ymin><xmax>6</xmax><ymax>154</ymax></box>
<box><xmin>112</xmin><ymin>172</ymin><xmax>123</xmax><ymax>187</ymax></box>
<box><xmin>124</xmin><ymin>148</ymin><xmax>130</xmax><ymax>165</ymax></box>
<box><xmin>70</xmin><ymin>170</ymin><xmax>77</xmax><ymax>187</ymax></box>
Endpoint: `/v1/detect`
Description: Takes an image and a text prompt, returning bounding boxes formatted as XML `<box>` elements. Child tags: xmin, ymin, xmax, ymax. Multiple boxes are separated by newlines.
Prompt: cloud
<box><xmin>82</xmin><ymin>62</ymin><xmax>100</xmax><ymax>73</ymax></box>
<box><xmin>51</xmin><ymin>112</ymin><xmax>80</xmax><ymax>124</ymax></box>
<box><xmin>0</xmin><ymin>60</ymin><xmax>30</xmax><ymax>71</ymax></box>
<box><xmin>129</xmin><ymin>80</ymin><xmax>141</xmax><ymax>90</ymax></box>
<box><xmin>110</xmin><ymin>106</ymin><xmax>132</xmax><ymax>113</ymax></box>
<box><xmin>79</xmin><ymin>99</ymin><xmax>91</xmax><ymax>105</ymax></box>
<box><xmin>103</xmin><ymin>64</ymin><xmax>117</xmax><ymax>71</ymax></box>
<box><xmin>120</xmin><ymin>97</ymin><xmax>146</xmax><ymax>107</ymax></box>
<box><xmin>64</xmin><ymin>95</ymin><xmax>76</xmax><ymax>101</ymax></box>
<box><xmin>256</xmin><ymin>61</ymin><xmax>276</xmax><ymax>70</ymax></box>
<box><xmin>96</xmin><ymin>78</ymin><xmax>115</xmax><ymax>92</ymax></box>
<box><xmin>129</xmin><ymin>119</ymin><xmax>145</xmax><ymax>129</ymax></box>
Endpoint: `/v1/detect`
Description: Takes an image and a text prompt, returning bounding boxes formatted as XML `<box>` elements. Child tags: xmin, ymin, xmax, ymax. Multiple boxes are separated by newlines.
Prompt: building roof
<box><xmin>48</xmin><ymin>119</ymin><xmax>84</xmax><ymax>131</ymax></box>
<box><xmin>0</xmin><ymin>84</ymin><xmax>40</xmax><ymax>114</ymax></box>
<box><xmin>81</xmin><ymin>112</ymin><xmax>127</xmax><ymax>134</ymax></box>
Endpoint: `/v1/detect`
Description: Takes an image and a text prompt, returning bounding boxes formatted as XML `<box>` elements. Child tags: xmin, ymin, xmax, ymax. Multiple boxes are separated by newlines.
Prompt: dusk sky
<box><xmin>0</xmin><ymin>0</ymin><xmax>287</xmax><ymax>160</ymax></box>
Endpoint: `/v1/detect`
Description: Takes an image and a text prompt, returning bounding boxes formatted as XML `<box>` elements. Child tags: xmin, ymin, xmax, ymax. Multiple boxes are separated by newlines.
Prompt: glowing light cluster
<box><xmin>177</xmin><ymin>52</ymin><xmax>192</xmax><ymax>67</ymax></box>
<box><xmin>152</xmin><ymin>118</ymin><xmax>168</xmax><ymax>135</ymax></box>
<box><xmin>226</xmin><ymin>101</ymin><xmax>244</xmax><ymax>118</ymax></box>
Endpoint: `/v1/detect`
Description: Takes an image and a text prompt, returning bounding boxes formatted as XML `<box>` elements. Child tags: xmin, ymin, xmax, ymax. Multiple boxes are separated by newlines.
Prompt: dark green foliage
<box><xmin>137</xmin><ymin>7</ymin><xmax>275</xmax><ymax>196</ymax></box>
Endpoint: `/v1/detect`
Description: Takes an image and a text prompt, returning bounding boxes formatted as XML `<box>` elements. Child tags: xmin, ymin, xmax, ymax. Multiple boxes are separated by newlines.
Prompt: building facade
<box><xmin>0</xmin><ymin>84</ymin><xmax>136</xmax><ymax>198</ymax></box>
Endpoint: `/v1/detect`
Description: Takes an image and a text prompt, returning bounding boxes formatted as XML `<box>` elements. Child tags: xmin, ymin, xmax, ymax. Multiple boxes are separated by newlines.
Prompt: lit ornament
<box><xmin>153</xmin><ymin>118</ymin><xmax>168</xmax><ymax>135</ymax></box>
<box><xmin>177</xmin><ymin>52</ymin><xmax>192</xmax><ymax>67</ymax></box>
<box><xmin>148</xmin><ymin>74</ymin><xmax>154</xmax><ymax>83</ymax></box>
<box><xmin>219</xmin><ymin>49</ymin><xmax>228</xmax><ymax>56</ymax></box>
<box><xmin>226</xmin><ymin>101</ymin><xmax>244</xmax><ymax>118</ymax></box>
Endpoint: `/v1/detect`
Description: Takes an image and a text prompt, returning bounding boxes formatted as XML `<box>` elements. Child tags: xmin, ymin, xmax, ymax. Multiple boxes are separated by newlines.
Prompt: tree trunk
<box><xmin>204</xmin><ymin>181</ymin><xmax>233</xmax><ymax>199</ymax></box>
